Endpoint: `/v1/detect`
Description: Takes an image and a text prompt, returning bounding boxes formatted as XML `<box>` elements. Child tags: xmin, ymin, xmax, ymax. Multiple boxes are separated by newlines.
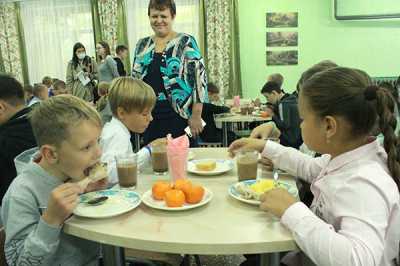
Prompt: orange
<box><xmin>152</xmin><ymin>181</ymin><xmax>172</xmax><ymax>200</ymax></box>
<box><xmin>174</xmin><ymin>179</ymin><xmax>192</xmax><ymax>197</ymax></box>
<box><xmin>185</xmin><ymin>185</ymin><xmax>205</xmax><ymax>204</ymax></box>
<box><xmin>165</xmin><ymin>189</ymin><xmax>186</xmax><ymax>207</ymax></box>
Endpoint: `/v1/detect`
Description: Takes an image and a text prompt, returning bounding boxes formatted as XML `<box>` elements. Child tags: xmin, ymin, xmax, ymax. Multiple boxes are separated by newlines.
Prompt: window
<box><xmin>21</xmin><ymin>0</ymin><xmax>94</xmax><ymax>83</ymax></box>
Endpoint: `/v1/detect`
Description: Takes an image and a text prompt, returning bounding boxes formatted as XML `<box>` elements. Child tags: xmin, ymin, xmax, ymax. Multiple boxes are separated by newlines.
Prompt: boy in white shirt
<box><xmin>100</xmin><ymin>77</ymin><xmax>163</xmax><ymax>183</ymax></box>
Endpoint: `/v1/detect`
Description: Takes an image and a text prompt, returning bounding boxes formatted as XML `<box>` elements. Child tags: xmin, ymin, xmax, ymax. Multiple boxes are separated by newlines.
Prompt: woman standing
<box><xmin>132</xmin><ymin>0</ymin><xmax>208</xmax><ymax>146</ymax></box>
<box><xmin>96</xmin><ymin>41</ymin><xmax>119</xmax><ymax>82</ymax></box>
<box><xmin>66</xmin><ymin>42</ymin><xmax>98</xmax><ymax>102</ymax></box>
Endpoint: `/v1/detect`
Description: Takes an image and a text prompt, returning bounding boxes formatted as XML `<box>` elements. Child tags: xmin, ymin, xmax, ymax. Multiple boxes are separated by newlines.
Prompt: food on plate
<box><xmin>87</xmin><ymin>162</ymin><xmax>108</xmax><ymax>181</ymax></box>
<box><xmin>235</xmin><ymin>179</ymin><xmax>276</xmax><ymax>200</ymax></box>
<box><xmin>195</xmin><ymin>160</ymin><xmax>216</xmax><ymax>171</ymax></box>
<box><xmin>165</xmin><ymin>189</ymin><xmax>186</xmax><ymax>207</ymax></box>
<box><xmin>152</xmin><ymin>181</ymin><xmax>173</xmax><ymax>200</ymax></box>
<box><xmin>174</xmin><ymin>178</ymin><xmax>192</xmax><ymax>196</ymax></box>
<box><xmin>151</xmin><ymin>179</ymin><xmax>206</xmax><ymax>207</ymax></box>
<box><xmin>185</xmin><ymin>185</ymin><xmax>205</xmax><ymax>204</ymax></box>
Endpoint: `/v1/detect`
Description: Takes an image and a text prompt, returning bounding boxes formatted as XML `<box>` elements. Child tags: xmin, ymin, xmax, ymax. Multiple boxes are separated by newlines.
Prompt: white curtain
<box><xmin>21</xmin><ymin>0</ymin><xmax>94</xmax><ymax>84</ymax></box>
<box><xmin>125</xmin><ymin>0</ymin><xmax>199</xmax><ymax>58</ymax></box>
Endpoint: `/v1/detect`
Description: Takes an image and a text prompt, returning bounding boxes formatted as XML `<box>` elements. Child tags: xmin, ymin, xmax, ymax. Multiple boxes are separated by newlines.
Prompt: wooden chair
<box><xmin>0</xmin><ymin>227</ymin><xmax>7</xmax><ymax>266</ymax></box>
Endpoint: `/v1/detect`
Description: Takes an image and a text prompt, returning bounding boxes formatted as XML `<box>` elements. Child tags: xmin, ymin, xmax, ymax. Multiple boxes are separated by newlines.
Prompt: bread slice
<box><xmin>195</xmin><ymin>160</ymin><xmax>217</xmax><ymax>171</ymax></box>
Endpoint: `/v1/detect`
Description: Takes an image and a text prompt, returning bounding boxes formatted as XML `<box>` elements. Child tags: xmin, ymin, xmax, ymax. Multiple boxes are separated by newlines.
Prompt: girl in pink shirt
<box><xmin>229</xmin><ymin>67</ymin><xmax>400</xmax><ymax>266</ymax></box>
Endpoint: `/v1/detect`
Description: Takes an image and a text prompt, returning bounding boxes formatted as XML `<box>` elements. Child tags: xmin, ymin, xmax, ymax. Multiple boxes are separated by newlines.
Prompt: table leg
<box><xmin>222</xmin><ymin>122</ymin><xmax>228</xmax><ymax>147</ymax></box>
<box><xmin>259</xmin><ymin>253</ymin><xmax>280</xmax><ymax>266</ymax></box>
<box><xmin>102</xmin><ymin>245</ymin><xmax>125</xmax><ymax>266</ymax></box>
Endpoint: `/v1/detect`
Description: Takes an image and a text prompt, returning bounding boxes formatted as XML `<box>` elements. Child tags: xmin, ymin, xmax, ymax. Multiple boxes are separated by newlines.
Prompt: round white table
<box><xmin>215</xmin><ymin>114</ymin><xmax>272</xmax><ymax>146</ymax></box>
<box><xmin>64</xmin><ymin>148</ymin><xmax>297</xmax><ymax>266</ymax></box>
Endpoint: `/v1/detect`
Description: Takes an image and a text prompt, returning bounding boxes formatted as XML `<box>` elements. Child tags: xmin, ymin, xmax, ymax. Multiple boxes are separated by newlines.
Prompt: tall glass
<box><xmin>151</xmin><ymin>143</ymin><xmax>168</xmax><ymax>175</ymax></box>
<box><xmin>236</xmin><ymin>150</ymin><xmax>259</xmax><ymax>181</ymax></box>
<box><xmin>116</xmin><ymin>153</ymin><xmax>137</xmax><ymax>189</ymax></box>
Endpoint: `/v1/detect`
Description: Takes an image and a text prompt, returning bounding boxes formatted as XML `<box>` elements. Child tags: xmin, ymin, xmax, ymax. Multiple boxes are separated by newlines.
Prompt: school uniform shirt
<box><xmin>263</xmin><ymin>140</ymin><xmax>400</xmax><ymax>266</ymax></box>
<box><xmin>100</xmin><ymin>117</ymin><xmax>150</xmax><ymax>184</ymax></box>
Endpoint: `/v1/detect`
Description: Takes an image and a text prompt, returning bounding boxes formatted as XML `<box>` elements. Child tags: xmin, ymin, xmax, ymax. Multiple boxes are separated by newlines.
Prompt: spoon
<box><xmin>85</xmin><ymin>196</ymin><xmax>108</xmax><ymax>206</ymax></box>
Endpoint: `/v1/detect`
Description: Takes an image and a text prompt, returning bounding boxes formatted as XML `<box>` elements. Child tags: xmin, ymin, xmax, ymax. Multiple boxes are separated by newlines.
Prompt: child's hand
<box><xmin>42</xmin><ymin>183</ymin><xmax>83</xmax><ymax>226</ymax></box>
<box><xmin>85</xmin><ymin>178</ymin><xmax>108</xmax><ymax>193</ymax></box>
<box><xmin>228</xmin><ymin>138</ymin><xmax>266</xmax><ymax>157</ymax></box>
<box><xmin>259</xmin><ymin>157</ymin><xmax>274</xmax><ymax>171</ymax></box>
<box><xmin>259</xmin><ymin>188</ymin><xmax>297</xmax><ymax>218</ymax></box>
<box><xmin>250</xmin><ymin>123</ymin><xmax>275</xmax><ymax>139</ymax></box>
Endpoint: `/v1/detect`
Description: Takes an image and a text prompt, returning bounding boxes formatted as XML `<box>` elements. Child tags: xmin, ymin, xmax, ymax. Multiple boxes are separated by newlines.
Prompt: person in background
<box><xmin>251</xmin><ymin>81</ymin><xmax>302</xmax><ymax>149</ymax></box>
<box><xmin>229</xmin><ymin>67</ymin><xmax>400</xmax><ymax>266</ymax></box>
<box><xmin>132</xmin><ymin>0</ymin><xmax>207</xmax><ymax>147</ymax></box>
<box><xmin>96</xmin><ymin>41</ymin><xmax>119</xmax><ymax>83</ymax></box>
<box><xmin>52</xmin><ymin>80</ymin><xmax>69</xmax><ymax>96</ymax></box>
<box><xmin>23</xmin><ymin>84</ymin><xmax>34</xmax><ymax>105</ymax></box>
<box><xmin>96</xmin><ymin>81</ymin><xmax>110</xmax><ymax>113</ymax></box>
<box><xmin>114</xmin><ymin>45</ymin><xmax>129</xmax><ymax>76</ymax></box>
<box><xmin>0</xmin><ymin>74</ymin><xmax>36</xmax><ymax>222</ymax></box>
<box><xmin>199</xmin><ymin>82</ymin><xmax>237</xmax><ymax>145</ymax></box>
<box><xmin>267</xmin><ymin>73</ymin><xmax>284</xmax><ymax>88</ymax></box>
<box><xmin>42</xmin><ymin>76</ymin><xmax>53</xmax><ymax>97</ymax></box>
<box><xmin>2</xmin><ymin>95</ymin><xmax>107</xmax><ymax>265</ymax></box>
<box><xmin>66</xmin><ymin>42</ymin><xmax>98</xmax><ymax>102</ymax></box>
<box><xmin>28</xmin><ymin>83</ymin><xmax>48</xmax><ymax>107</ymax></box>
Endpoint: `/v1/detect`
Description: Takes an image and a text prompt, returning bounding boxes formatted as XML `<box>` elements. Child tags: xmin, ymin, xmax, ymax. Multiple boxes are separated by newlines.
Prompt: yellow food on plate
<box><xmin>195</xmin><ymin>160</ymin><xmax>217</xmax><ymax>171</ymax></box>
<box><xmin>250</xmin><ymin>179</ymin><xmax>276</xmax><ymax>194</ymax></box>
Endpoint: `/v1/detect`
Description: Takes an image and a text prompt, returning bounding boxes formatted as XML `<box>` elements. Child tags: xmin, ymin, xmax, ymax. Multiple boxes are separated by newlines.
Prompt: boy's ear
<box><xmin>324</xmin><ymin>115</ymin><xmax>337</xmax><ymax>142</ymax></box>
<box><xmin>0</xmin><ymin>100</ymin><xmax>6</xmax><ymax>115</ymax></box>
<box><xmin>117</xmin><ymin>106</ymin><xmax>125</xmax><ymax>119</ymax></box>
<box><xmin>40</xmin><ymin>144</ymin><xmax>59</xmax><ymax>164</ymax></box>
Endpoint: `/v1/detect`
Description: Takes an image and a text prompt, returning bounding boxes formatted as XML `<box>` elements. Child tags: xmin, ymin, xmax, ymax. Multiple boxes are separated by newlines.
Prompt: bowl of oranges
<box><xmin>141</xmin><ymin>179</ymin><xmax>213</xmax><ymax>211</ymax></box>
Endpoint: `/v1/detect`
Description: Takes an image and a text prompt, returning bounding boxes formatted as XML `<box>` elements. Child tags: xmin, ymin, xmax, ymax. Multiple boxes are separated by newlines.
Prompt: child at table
<box><xmin>229</xmin><ymin>67</ymin><xmax>400</xmax><ymax>266</ymax></box>
<box><xmin>1</xmin><ymin>95</ymin><xmax>108</xmax><ymax>265</ymax></box>
<box><xmin>100</xmin><ymin>77</ymin><xmax>164</xmax><ymax>184</ymax></box>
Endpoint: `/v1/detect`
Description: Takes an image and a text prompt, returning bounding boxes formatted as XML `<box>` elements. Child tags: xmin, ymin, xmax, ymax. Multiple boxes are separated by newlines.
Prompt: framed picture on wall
<box><xmin>266</xmin><ymin>12</ymin><xmax>298</xmax><ymax>28</ymax></box>
<box><xmin>266</xmin><ymin>32</ymin><xmax>298</xmax><ymax>47</ymax></box>
<box><xmin>266</xmin><ymin>50</ymin><xmax>298</xmax><ymax>66</ymax></box>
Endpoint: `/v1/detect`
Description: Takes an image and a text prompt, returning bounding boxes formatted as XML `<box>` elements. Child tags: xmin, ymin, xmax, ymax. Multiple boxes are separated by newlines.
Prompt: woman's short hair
<box><xmin>148</xmin><ymin>0</ymin><xmax>176</xmax><ymax>17</ymax></box>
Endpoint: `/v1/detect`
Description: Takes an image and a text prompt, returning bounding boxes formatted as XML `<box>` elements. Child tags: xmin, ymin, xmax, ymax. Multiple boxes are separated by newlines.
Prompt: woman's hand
<box><xmin>228</xmin><ymin>138</ymin><xmax>266</xmax><ymax>157</ymax></box>
<box><xmin>259</xmin><ymin>188</ymin><xmax>297</xmax><ymax>218</ymax></box>
<box><xmin>188</xmin><ymin>116</ymin><xmax>203</xmax><ymax>137</ymax></box>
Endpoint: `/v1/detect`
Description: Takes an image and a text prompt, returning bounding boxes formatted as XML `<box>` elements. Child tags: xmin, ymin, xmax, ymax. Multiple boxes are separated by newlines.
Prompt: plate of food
<box><xmin>228</xmin><ymin>179</ymin><xmax>298</xmax><ymax>205</ymax></box>
<box><xmin>187</xmin><ymin>159</ymin><xmax>233</xmax><ymax>176</ymax></box>
<box><xmin>142</xmin><ymin>179</ymin><xmax>213</xmax><ymax>211</ymax></box>
<box><xmin>74</xmin><ymin>189</ymin><xmax>141</xmax><ymax>218</ymax></box>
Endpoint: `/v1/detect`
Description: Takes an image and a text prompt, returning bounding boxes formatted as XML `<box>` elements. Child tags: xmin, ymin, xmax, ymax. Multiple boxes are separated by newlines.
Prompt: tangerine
<box><xmin>174</xmin><ymin>179</ymin><xmax>192</xmax><ymax>196</ymax></box>
<box><xmin>186</xmin><ymin>185</ymin><xmax>205</xmax><ymax>204</ymax></box>
<box><xmin>152</xmin><ymin>181</ymin><xmax>172</xmax><ymax>200</ymax></box>
<box><xmin>165</xmin><ymin>189</ymin><xmax>186</xmax><ymax>207</ymax></box>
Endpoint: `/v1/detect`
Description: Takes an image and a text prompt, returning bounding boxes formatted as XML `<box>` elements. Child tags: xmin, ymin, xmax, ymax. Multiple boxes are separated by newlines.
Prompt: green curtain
<box><xmin>201</xmin><ymin>0</ymin><xmax>242</xmax><ymax>98</ymax></box>
<box><xmin>15</xmin><ymin>2</ymin><xmax>29</xmax><ymax>85</ymax></box>
<box><xmin>0</xmin><ymin>44</ymin><xmax>5</xmax><ymax>73</ymax></box>
<box><xmin>116</xmin><ymin>0</ymin><xmax>131</xmax><ymax>74</ymax></box>
<box><xmin>90</xmin><ymin>0</ymin><xmax>102</xmax><ymax>50</ymax></box>
<box><xmin>228</xmin><ymin>0</ymin><xmax>242</xmax><ymax>98</ymax></box>
<box><xmin>198</xmin><ymin>0</ymin><xmax>207</xmax><ymax>66</ymax></box>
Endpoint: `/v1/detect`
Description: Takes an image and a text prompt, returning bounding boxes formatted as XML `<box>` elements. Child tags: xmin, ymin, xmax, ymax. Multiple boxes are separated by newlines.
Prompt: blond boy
<box><xmin>100</xmin><ymin>77</ymin><xmax>161</xmax><ymax>183</ymax></box>
<box><xmin>28</xmin><ymin>83</ymin><xmax>48</xmax><ymax>107</ymax></box>
<box><xmin>1</xmin><ymin>95</ymin><xmax>107</xmax><ymax>265</ymax></box>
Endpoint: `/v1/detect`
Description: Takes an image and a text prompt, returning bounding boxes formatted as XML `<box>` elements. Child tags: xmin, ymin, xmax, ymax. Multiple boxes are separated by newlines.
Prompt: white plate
<box><xmin>228</xmin><ymin>179</ymin><xmax>298</xmax><ymax>206</ymax></box>
<box><xmin>187</xmin><ymin>159</ymin><xmax>233</xmax><ymax>176</ymax></box>
<box><xmin>74</xmin><ymin>189</ymin><xmax>141</xmax><ymax>218</ymax></box>
<box><xmin>141</xmin><ymin>188</ymin><xmax>213</xmax><ymax>211</ymax></box>
<box><xmin>188</xmin><ymin>151</ymin><xmax>195</xmax><ymax>161</ymax></box>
